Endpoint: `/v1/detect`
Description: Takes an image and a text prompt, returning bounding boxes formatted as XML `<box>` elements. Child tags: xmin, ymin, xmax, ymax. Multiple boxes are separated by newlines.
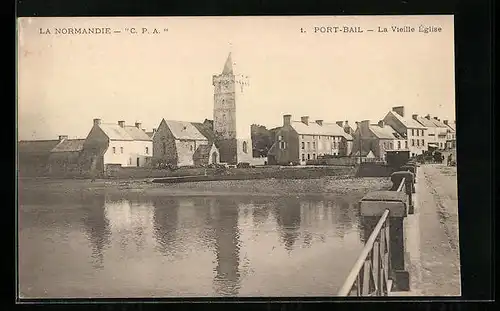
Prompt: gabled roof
<box><xmin>51</xmin><ymin>139</ymin><xmax>86</xmax><ymax>152</ymax></box>
<box><xmin>387</xmin><ymin>111</ymin><xmax>425</xmax><ymax>129</ymax></box>
<box><xmin>98</xmin><ymin>123</ymin><xmax>134</xmax><ymax>141</ymax></box>
<box><xmin>414</xmin><ymin>116</ymin><xmax>438</xmax><ymax>128</ymax></box>
<box><xmin>164</xmin><ymin>120</ymin><xmax>207</xmax><ymax>140</ymax></box>
<box><xmin>290</xmin><ymin>121</ymin><xmax>353</xmax><ymax>140</ymax></box>
<box><xmin>369</xmin><ymin>124</ymin><xmax>403</xmax><ymax>140</ymax></box>
<box><xmin>123</xmin><ymin>126</ymin><xmax>151</xmax><ymax>141</ymax></box>
<box><xmin>429</xmin><ymin>118</ymin><xmax>449</xmax><ymax>128</ymax></box>
<box><xmin>445</xmin><ymin>123</ymin><xmax>456</xmax><ymax>132</ymax></box>
<box><xmin>191</xmin><ymin>122</ymin><xmax>216</xmax><ymax>142</ymax></box>
<box><xmin>18</xmin><ymin>140</ymin><xmax>60</xmax><ymax>154</ymax></box>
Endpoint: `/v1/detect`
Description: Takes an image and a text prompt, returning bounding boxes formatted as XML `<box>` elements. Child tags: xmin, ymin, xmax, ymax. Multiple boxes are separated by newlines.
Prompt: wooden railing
<box><xmin>337</xmin><ymin>208</ymin><xmax>392</xmax><ymax>296</ymax></box>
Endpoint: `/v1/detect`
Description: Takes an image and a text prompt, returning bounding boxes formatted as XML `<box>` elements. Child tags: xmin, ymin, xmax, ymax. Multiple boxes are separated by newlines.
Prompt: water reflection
<box><xmin>152</xmin><ymin>198</ymin><xmax>180</xmax><ymax>257</ymax></box>
<box><xmin>20</xmin><ymin>188</ymin><xmax>368</xmax><ymax>297</ymax></box>
<box><xmin>273</xmin><ymin>198</ymin><xmax>301</xmax><ymax>252</ymax></box>
<box><xmin>211</xmin><ymin>197</ymin><xmax>241</xmax><ymax>296</ymax></box>
<box><xmin>81</xmin><ymin>194</ymin><xmax>111</xmax><ymax>269</ymax></box>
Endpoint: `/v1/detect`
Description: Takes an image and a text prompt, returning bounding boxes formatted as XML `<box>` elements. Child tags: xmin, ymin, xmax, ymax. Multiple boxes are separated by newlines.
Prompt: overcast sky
<box><xmin>17</xmin><ymin>15</ymin><xmax>455</xmax><ymax>140</ymax></box>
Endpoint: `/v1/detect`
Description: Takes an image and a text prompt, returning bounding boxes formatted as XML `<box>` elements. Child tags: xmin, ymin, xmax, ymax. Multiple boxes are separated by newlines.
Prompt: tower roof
<box><xmin>222</xmin><ymin>52</ymin><xmax>233</xmax><ymax>74</ymax></box>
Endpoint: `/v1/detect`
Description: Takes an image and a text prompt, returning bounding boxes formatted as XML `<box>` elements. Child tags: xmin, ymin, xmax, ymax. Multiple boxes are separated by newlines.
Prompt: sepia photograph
<box><xmin>17</xmin><ymin>15</ymin><xmax>460</xmax><ymax>298</ymax></box>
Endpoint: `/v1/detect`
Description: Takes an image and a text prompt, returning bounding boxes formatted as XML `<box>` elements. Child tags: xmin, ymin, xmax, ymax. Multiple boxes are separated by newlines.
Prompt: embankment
<box><xmin>152</xmin><ymin>166</ymin><xmax>357</xmax><ymax>183</ymax></box>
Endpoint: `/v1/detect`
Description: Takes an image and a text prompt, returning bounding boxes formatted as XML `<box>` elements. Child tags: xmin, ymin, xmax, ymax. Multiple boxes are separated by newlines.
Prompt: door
<box><xmin>137</xmin><ymin>157</ymin><xmax>140</xmax><ymax>167</ymax></box>
<box><xmin>212</xmin><ymin>152</ymin><xmax>217</xmax><ymax>164</ymax></box>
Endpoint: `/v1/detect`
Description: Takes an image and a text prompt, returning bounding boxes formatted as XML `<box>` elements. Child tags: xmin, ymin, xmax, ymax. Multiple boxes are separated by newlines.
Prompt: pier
<box><xmin>338</xmin><ymin>162</ymin><xmax>460</xmax><ymax>296</ymax></box>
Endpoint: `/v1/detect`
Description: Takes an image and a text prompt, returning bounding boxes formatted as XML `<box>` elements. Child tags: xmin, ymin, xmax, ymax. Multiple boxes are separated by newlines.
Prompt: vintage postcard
<box><xmin>17</xmin><ymin>15</ymin><xmax>459</xmax><ymax>299</ymax></box>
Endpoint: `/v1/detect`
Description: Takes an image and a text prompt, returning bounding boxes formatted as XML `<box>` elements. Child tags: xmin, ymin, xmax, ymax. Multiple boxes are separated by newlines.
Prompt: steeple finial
<box><xmin>222</xmin><ymin>48</ymin><xmax>233</xmax><ymax>75</ymax></box>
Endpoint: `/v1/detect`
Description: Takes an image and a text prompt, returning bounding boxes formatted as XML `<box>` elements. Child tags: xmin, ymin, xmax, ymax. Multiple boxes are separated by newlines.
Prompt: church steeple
<box><xmin>222</xmin><ymin>52</ymin><xmax>233</xmax><ymax>75</ymax></box>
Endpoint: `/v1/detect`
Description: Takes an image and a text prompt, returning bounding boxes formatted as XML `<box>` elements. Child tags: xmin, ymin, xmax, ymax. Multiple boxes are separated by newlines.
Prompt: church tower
<box><xmin>213</xmin><ymin>53</ymin><xmax>253</xmax><ymax>164</ymax></box>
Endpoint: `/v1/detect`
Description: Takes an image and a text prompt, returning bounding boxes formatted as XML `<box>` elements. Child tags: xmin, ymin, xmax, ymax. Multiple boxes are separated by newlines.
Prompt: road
<box><xmin>410</xmin><ymin>163</ymin><xmax>461</xmax><ymax>296</ymax></box>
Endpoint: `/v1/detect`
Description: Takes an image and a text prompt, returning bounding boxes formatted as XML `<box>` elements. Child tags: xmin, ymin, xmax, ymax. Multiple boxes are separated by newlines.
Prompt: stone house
<box><xmin>267</xmin><ymin>115</ymin><xmax>353</xmax><ymax>165</ymax></box>
<box><xmin>413</xmin><ymin>114</ymin><xmax>448</xmax><ymax>150</ymax></box>
<box><xmin>152</xmin><ymin>119</ymin><xmax>220</xmax><ymax>167</ymax></box>
<box><xmin>382</xmin><ymin>106</ymin><xmax>427</xmax><ymax>157</ymax></box>
<box><xmin>48</xmin><ymin>136</ymin><xmax>86</xmax><ymax>176</ymax></box>
<box><xmin>443</xmin><ymin>120</ymin><xmax>456</xmax><ymax>149</ymax></box>
<box><xmin>81</xmin><ymin>119</ymin><xmax>153</xmax><ymax>175</ymax></box>
<box><xmin>18</xmin><ymin>139</ymin><xmax>61</xmax><ymax>177</ymax></box>
<box><xmin>351</xmin><ymin>120</ymin><xmax>406</xmax><ymax>161</ymax></box>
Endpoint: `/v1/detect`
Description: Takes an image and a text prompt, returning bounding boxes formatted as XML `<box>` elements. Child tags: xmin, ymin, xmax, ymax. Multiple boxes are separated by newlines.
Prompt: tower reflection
<box><xmin>210</xmin><ymin>197</ymin><xmax>241</xmax><ymax>296</ymax></box>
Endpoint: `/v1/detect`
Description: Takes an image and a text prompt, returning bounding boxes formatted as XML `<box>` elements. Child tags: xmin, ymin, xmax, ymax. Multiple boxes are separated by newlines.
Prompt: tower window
<box><xmin>163</xmin><ymin>142</ymin><xmax>167</xmax><ymax>154</ymax></box>
<box><xmin>242</xmin><ymin>141</ymin><xmax>248</xmax><ymax>153</ymax></box>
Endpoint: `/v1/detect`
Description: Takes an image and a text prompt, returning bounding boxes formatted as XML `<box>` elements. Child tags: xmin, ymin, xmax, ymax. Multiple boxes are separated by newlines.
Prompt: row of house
<box><xmin>266</xmin><ymin>106</ymin><xmax>456</xmax><ymax>165</ymax></box>
<box><xmin>18</xmin><ymin>53</ymin><xmax>267</xmax><ymax>177</ymax></box>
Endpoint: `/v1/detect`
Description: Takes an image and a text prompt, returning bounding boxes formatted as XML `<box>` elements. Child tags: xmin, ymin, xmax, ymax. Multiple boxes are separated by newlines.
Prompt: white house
<box><xmin>82</xmin><ymin>119</ymin><xmax>153</xmax><ymax>173</ymax></box>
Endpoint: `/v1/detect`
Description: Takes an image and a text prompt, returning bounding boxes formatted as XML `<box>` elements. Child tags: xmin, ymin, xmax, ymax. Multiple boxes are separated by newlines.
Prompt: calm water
<box><xmin>19</xmin><ymin>189</ymin><xmax>368</xmax><ymax>298</ymax></box>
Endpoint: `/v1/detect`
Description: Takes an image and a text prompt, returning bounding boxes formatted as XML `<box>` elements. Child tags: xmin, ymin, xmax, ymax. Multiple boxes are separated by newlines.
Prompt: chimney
<box><xmin>135</xmin><ymin>122</ymin><xmax>142</xmax><ymax>129</ymax></box>
<box><xmin>153</xmin><ymin>128</ymin><xmax>157</xmax><ymax>133</ymax></box>
<box><xmin>283</xmin><ymin>114</ymin><xmax>292</xmax><ymax>126</ymax></box>
<box><xmin>392</xmin><ymin>106</ymin><xmax>405</xmax><ymax>117</ymax></box>
<box><xmin>58</xmin><ymin>135</ymin><xmax>68</xmax><ymax>141</ymax></box>
<box><xmin>378</xmin><ymin>120</ymin><xmax>385</xmax><ymax>128</ymax></box>
<box><xmin>93</xmin><ymin>118</ymin><xmax>101</xmax><ymax>126</ymax></box>
<box><xmin>443</xmin><ymin>120</ymin><xmax>449</xmax><ymax>125</ymax></box>
<box><xmin>412</xmin><ymin>114</ymin><xmax>418</xmax><ymax>120</ymax></box>
<box><xmin>359</xmin><ymin>120</ymin><xmax>371</xmax><ymax>135</ymax></box>
<box><xmin>425</xmin><ymin>114</ymin><xmax>431</xmax><ymax>120</ymax></box>
<box><xmin>434</xmin><ymin>117</ymin><xmax>439</xmax><ymax>121</ymax></box>
<box><xmin>118</xmin><ymin>120</ymin><xmax>125</xmax><ymax>128</ymax></box>
<box><xmin>315</xmin><ymin>120</ymin><xmax>323</xmax><ymax>126</ymax></box>
<box><xmin>301</xmin><ymin>116</ymin><xmax>309</xmax><ymax>125</ymax></box>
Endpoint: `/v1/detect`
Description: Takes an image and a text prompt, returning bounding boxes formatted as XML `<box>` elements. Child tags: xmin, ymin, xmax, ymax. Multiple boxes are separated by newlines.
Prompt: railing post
<box><xmin>359</xmin><ymin>191</ymin><xmax>410</xmax><ymax>292</ymax></box>
<box><xmin>391</xmin><ymin>171</ymin><xmax>415</xmax><ymax>214</ymax></box>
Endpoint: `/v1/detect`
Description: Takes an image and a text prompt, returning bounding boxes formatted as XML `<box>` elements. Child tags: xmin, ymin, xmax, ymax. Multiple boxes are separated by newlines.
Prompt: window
<box><xmin>397</xmin><ymin>141</ymin><xmax>401</xmax><ymax>149</ymax></box>
<box><xmin>333</xmin><ymin>141</ymin><xmax>337</xmax><ymax>149</ymax></box>
<box><xmin>416</xmin><ymin>139</ymin><xmax>420</xmax><ymax>147</ymax></box>
<box><xmin>302</xmin><ymin>154</ymin><xmax>305</xmax><ymax>161</ymax></box>
<box><xmin>242</xmin><ymin>141</ymin><xmax>248</xmax><ymax>153</ymax></box>
<box><xmin>163</xmin><ymin>142</ymin><xmax>167</xmax><ymax>154</ymax></box>
<box><xmin>411</xmin><ymin>139</ymin><xmax>415</xmax><ymax>146</ymax></box>
<box><xmin>312</xmin><ymin>142</ymin><xmax>316</xmax><ymax>149</ymax></box>
<box><xmin>416</xmin><ymin>130</ymin><xmax>419</xmax><ymax>137</ymax></box>
<box><xmin>190</xmin><ymin>145</ymin><xmax>193</xmax><ymax>152</ymax></box>
<box><xmin>307</xmin><ymin>142</ymin><xmax>310</xmax><ymax>149</ymax></box>
<box><xmin>411</xmin><ymin>129</ymin><xmax>414</xmax><ymax>136</ymax></box>
<box><xmin>313</xmin><ymin>154</ymin><xmax>316</xmax><ymax>160</ymax></box>
<box><xmin>422</xmin><ymin>139</ymin><xmax>424</xmax><ymax>146</ymax></box>
<box><xmin>112</xmin><ymin>147</ymin><xmax>116</xmax><ymax>154</ymax></box>
<box><xmin>405</xmin><ymin>141</ymin><xmax>408</xmax><ymax>148</ymax></box>
<box><xmin>280</xmin><ymin>141</ymin><xmax>286</xmax><ymax>149</ymax></box>
<box><xmin>307</xmin><ymin>154</ymin><xmax>310</xmax><ymax>160</ymax></box>
<box><xmin>278</xmin><ymin>135</ymin><xmax>283</xmax><ymax>140</ymax></box>
<box><xmin>120</xmin><ymin>147</ymin><xmax>124</xmax><ymax>154</ymax></box>
<box><xmin>301</xmin><ymin>142</ymin><xmax>305</xmax><ymax>149</ymax></box>
<box><xmin>129</xmin><ymin>158</ymin><xmax>132</xmax><ymax>165</ymax></box>
<box><xmin>146</xmin><ymin>147</ymin><xmax>149</xmax><ymax>154</ymax></box>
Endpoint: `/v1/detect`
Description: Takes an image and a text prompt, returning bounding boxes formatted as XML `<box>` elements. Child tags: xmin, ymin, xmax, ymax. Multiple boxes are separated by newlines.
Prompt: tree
<box><xmin>251</xmin><ymin>124</ymin><xmax>273</xmax><ymax>157</ymax></box>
